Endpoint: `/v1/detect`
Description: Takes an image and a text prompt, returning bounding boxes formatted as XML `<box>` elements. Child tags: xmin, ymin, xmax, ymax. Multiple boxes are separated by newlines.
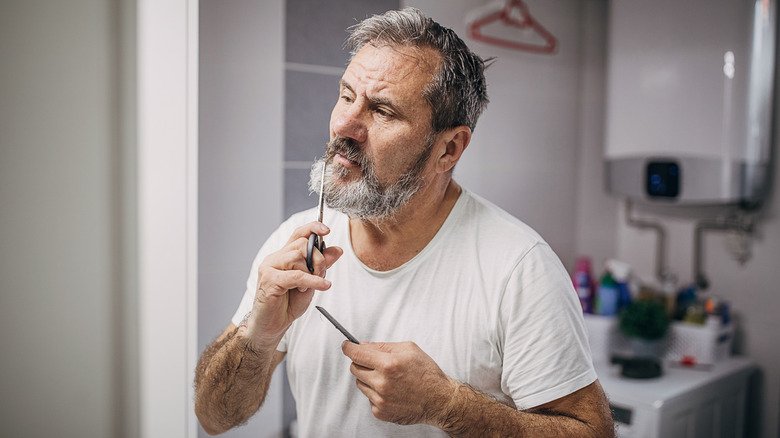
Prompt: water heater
<box><xmin>605</xmin><ymin>0</ymin><xmax>776</xmax><ymax>207</ymax></box>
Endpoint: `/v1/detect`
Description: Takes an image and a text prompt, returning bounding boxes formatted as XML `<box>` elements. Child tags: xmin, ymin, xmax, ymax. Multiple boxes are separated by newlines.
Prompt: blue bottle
<box><xmin>605</xmin><ymin>259</ymin><xmax>632</xmax><ymax>312</ymax></box>
<box><xmin>595</xmin><ymin>272</ymin><xmax>619</xmax><ymax>316</ymax></box>
<box><xmin>616</xmin><ymin>280</ymin><xmax>631</xmax><ymax>312</ymax></box>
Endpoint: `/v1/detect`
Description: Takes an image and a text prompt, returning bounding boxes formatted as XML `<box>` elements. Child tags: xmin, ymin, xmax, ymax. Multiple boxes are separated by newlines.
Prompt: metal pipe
<box><xmin>693</xmin><ymin>212</ymin><xmax>754</xmax><ymax>290</ymax></box>
<box><xmin>624</xmin><ymin>200</ymin><xmax>669</xmax><ymax>284</ymax></box>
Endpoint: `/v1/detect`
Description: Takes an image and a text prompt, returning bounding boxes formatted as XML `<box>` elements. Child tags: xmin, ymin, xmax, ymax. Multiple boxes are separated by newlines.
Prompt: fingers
<box><xmin>346</xmin><ymin>349</ymin><xmax>384</xmax><ymax>408</ymax></box>
<box><xmin>342</xmin><ymin>341</ymin><xmax>429</xmax><ymax>389</ymax></box>
<box><xmin>343</xmin><ymin>340</ymin><xmax>413</xmax><ymax>358</ymax></box>
<box><xmin>257</xmin><ymin>266</ymin><xmax>332</xmax><ymax>297</ymax></box>
<box><xmin>285</xmin><ymin>221</ymin><xmax>331</xmax><ymax>246</ymax></box>
<box><xmin>341</xmin><ymin>341</ymin><xmax>449</xmax><ymax>426</ymax></box>
<box><xmin>354</xmin><ymin>377</ymin><xmax>381</xmax><ymax>404</ymax></box>
<box><xmin>265</xmin><ymin>238</ymin><xmax>322</xmax><ymax>277</ymax></box>
<box><xmin>349</xmin><ymin>361</ymin><xmax>375</xmax><ymax>388</ymax></box>
<box><xmin>344</xmin><ymin>342</ymin><xmax>422</xmax><ymax>425</ymax></box>
<box><xmin>245</xmin><ymin>222</ymin><xmax>342</xmax><ymax>348</ymax></box>
<box><xmin>342</xmin><ymin>341</ymin><xmax>400</xmax><ymax>370</ymax></box>
<box><xmin>262</xmin><ymin>236</ymin><xmax>343</xmax><ymax>290</ymax></box>
<box><xmin>342</xmin><ymin>341</ymin><xmax>372</xmax><ymax>368</ymax></box>
<box><xmin>280</xmin><ymin>221</ymin><xmax>332</xmax><ymax>280</ymax></box>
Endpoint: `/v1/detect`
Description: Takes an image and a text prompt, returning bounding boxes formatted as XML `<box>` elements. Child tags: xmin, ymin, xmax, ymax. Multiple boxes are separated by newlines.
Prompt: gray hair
<box><xmin>346</xmin><ymin>7</ymin><xmax>490</xmax><ymax>133</ymax></box>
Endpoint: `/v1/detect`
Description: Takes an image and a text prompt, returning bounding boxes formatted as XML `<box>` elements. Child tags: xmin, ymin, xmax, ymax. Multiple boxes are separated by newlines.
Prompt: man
<box><xmin>195</xmin><ymin>8</ymin><xmax>614</xmax><ymax>437</ymax></box>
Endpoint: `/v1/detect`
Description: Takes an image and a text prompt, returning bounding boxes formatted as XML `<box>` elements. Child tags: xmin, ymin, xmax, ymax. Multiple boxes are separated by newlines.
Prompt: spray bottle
<box><xmin>605</xmin><ymin>259</ymin><xmax>633</xmax><ymax>313</ymax></box>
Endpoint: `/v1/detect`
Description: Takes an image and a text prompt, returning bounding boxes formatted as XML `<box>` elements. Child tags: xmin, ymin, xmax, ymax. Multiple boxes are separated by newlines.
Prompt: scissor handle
<box><xmin>306</xmin><ymin>232</ymin><xmax>325</xmax><ymax>273</ymax></box>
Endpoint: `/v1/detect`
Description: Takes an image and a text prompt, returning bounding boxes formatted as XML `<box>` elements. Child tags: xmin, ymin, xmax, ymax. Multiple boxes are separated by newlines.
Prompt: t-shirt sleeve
<box><xmin>230</xmin><ymin>218</ymin><xmax>301</xmax><ymax>354</ymax></box>
<box><xmin>499</xmin><ymin>243</ymin><xmax>597</xmax><ymax>409</ymax></box>
<box><xmin>229</xmin><ymin>247</ymin><xmax>265</xmax><ymax>327</ymax></box>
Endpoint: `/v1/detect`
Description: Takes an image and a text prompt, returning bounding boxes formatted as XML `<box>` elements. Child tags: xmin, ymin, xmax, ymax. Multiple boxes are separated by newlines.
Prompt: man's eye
<box><xmin>375</xmin><ymin>108</ymin><xmax>393</xmax><ymax>118</ymax></box>
<box><xmin>340</xmin><ymin>94</ymin><xmax>353</xmax><ymax>103</ymax></box>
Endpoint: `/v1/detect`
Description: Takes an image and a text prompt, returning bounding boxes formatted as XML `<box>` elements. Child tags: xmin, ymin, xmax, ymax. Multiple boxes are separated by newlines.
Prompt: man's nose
<box><xmin>331</xmin><ymin>102</ymin><xmax>368</xmax><ymax>144</ymax></box>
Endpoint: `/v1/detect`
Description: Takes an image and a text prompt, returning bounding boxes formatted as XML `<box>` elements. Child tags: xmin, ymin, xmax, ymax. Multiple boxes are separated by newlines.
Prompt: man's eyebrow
<box><xmin>339</xmin><ymin>79</ymin><xmax>404</xmax><ymax>117</ymax></box>
<box><xmin>339</xmin><ymin>79</ymin><xmax>354</xmax><ymax>93</ymax></box>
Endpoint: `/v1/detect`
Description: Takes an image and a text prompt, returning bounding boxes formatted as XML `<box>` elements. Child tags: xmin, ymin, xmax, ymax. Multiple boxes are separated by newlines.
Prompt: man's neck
<box><xmin>349</xmin><ymin>178</ymin><xmax>462</xmax><ymax>271</ymax></box>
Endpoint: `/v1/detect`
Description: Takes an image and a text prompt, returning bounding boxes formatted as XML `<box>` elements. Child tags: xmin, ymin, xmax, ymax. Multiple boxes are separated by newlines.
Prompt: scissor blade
<box><xmin>317</xmin><ymin>164</ymin><xmax>325</xmax><ymax>223</ymax></box>
<box><xmin>316</xmin><ymin>306</ymin><xmax>359</xmax><ymax>344</ymax></box>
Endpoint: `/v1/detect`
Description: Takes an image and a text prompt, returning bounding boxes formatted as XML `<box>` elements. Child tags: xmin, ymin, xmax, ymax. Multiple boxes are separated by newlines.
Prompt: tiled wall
<box><xmin>283</xmin><ymin>0</ymin><xmax>399</xmax><ymax>219</ymax></box>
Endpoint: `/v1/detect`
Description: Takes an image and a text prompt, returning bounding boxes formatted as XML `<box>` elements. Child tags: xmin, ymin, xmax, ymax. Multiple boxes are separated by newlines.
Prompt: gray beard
<box><xmin>308</xmin><ymin>136</ymin><xmax>433</xmax><ymax>221</ymax></box>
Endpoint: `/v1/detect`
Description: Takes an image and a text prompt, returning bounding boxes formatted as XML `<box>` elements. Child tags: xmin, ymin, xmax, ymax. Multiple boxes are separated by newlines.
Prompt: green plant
<box><xmin>619</xmin><ymin>299</ymin><xmax>670</xmax><ymax>341</ymax></box>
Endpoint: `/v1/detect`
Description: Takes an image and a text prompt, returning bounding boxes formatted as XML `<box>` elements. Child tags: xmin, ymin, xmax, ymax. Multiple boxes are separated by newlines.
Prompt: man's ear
<box><xmin>435</xmin><ymin>126</ymin><xmax>471</xmax><ymax>174</ymax></box>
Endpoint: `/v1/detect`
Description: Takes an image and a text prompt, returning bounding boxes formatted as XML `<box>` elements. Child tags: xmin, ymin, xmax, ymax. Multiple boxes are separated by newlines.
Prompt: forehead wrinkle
<box><xmin>347</xmin><ymin>45</ymin><xmax>436</xmax><ymax>92</ymax></box>
<box><xmin>368</xmin><ymin>43</ymin><xmax>440</xmax><ymax>78</ymax></box>
<box><xmin>342</xmin><ymin>45</ymin><xmax>437</xmax><ymax>126</ymax></box>
<box><xmin>346</xmin><ymin>59</ymin><xmax>405</xmax><ymax>94</ymax></box>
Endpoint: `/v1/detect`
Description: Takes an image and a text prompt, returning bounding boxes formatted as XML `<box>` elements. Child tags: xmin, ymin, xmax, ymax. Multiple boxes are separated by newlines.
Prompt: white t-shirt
<box><xmin>232</xmin><ymin>189</ymin><xmax>596</xmax><ymax>437</ymax></box>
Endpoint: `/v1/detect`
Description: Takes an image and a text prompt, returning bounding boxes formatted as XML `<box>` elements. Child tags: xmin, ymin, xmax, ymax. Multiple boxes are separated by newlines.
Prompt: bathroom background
<box><xmin>1</xmin><ymin>0</ymin><xmax>778</xmax><ymax>437</ymax></box>
<box><xmin>198</xmin><ymin>0</ymin><xmax>780</xmax><ymax>436</ymax></box>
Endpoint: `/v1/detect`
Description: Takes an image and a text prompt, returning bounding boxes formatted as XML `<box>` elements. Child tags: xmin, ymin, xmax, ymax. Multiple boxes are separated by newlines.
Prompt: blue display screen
<box><xmin>646</xmin><ymin>161</ymin><xmax>680</xmax><ymax>198</ymax></box>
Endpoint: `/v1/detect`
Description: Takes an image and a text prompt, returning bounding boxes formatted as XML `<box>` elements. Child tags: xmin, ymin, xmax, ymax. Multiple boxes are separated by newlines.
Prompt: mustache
<box><xmin>326</xmin><ymin>136</ymin><xmax>368</xmax><ymax>167</ymax></box>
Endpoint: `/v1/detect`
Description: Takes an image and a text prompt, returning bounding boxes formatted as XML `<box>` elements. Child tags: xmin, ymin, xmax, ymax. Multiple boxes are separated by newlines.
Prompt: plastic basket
<box><xmin>583</xmin><ymin>314</ymin><xmax>733</xmax><ymax>365</ymax></box>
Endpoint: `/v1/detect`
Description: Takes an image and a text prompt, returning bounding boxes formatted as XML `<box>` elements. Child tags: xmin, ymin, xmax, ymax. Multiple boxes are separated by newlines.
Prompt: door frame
<box><xmin>136</xmin><ymin>0</ymin><xmax>199</xmax><ymax>435</ymax></box>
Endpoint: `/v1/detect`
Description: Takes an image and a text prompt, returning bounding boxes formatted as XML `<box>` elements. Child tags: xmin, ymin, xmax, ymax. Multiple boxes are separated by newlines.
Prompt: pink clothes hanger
<box><xmin>468</xmin><ymin>0</ymin><xmax>558</xmax><ymax>55</ymax></box>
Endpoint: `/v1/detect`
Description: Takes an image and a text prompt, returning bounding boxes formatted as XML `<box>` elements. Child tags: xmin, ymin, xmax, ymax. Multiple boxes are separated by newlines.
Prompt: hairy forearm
<box><xmin>438</xmin><ymin>383</ymin><xmax>614</xmax><ymax>438</ymax></box>
<box><xmin>194</xmin><ymin>326</ymin><xmax>276</xmax><ymax>435</ymax></box>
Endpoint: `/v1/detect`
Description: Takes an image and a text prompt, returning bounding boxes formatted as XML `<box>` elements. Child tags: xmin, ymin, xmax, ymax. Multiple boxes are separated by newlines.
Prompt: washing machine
<box><xmin>595</xmin><ymin>357</ymin><xmax>755</xmax><ymax>438</ymax></box>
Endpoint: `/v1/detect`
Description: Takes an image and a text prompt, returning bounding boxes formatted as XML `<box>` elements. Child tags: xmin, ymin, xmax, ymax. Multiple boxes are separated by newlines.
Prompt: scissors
<box><xmin>306</xmin><ymin>164</ymin><xmax>326</xmax><ymax>273</ymax></box>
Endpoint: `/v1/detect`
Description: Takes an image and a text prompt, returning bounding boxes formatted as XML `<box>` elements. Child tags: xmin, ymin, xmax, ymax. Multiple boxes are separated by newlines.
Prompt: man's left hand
<box><xmin>341</xmin><ymin>341</ymin><xmax>458</xmax><ymax>426</ymax></box>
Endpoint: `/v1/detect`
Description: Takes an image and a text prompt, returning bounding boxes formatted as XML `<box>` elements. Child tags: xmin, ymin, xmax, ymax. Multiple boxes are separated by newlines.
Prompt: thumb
<box><xmin>323</xmin><ymin>245</ymin><xmax>343</xmax><ymax>268</ymax></box>
<box><xmin>342</xmin><ymin>340</ymin><xmax>379</xmax><ymax>367</ymax></box>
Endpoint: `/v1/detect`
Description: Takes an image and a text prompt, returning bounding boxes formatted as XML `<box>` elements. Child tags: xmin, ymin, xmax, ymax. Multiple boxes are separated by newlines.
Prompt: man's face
<box><xmin>309</xmin><ymin>44</ymin><xmax>440</xmax><ymax>220</ymax></box>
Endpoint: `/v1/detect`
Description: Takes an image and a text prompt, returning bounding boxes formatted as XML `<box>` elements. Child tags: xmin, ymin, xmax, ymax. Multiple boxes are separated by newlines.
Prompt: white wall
<box><xmin>587</xmin><ymin>0</ymin><xmax>779</xmax><ymax>434</ymax></box>
<box><xmin>198</xmin><ymin>1</ymin><xmax>285</xmax><ymax>437</ymax></box>
<box><xmin>605</xmin><ymin>3</ymin><xmax>780</xmax><ymax>436</ymax></box>
<box><xmin>0</xmin><ymin>1</ymin><xmax>131</xmax><ymax>436</ymax></box>
<box><xmin>573</xmin><ymin>0</ymin><xmax>619</xmax><ymax>270</ymax></box>
<box><xmin>614</xmin><ymin>155</ymin><xmax>780</xmax><ymax>437</ymax></box>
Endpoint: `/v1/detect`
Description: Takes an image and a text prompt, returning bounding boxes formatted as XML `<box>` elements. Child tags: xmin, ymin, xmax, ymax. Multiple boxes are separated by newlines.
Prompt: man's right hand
<box><xmin>244</xmin><ymin>221</ymin><xmax>343</xmax><ymax>351</ymax></box>
<box><xmin>195</xmin><ymin>222</ymin><xmax>340</xmax><ymax>435</ymax></box>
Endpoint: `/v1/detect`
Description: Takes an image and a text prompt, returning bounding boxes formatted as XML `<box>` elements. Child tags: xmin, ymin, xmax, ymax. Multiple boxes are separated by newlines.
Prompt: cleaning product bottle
<box><xmin>572</xmin><ymin>256</ymin><xmax>595</xmax><ymax>313</ymax></box>
<box><xmin>605</xmin><ymin>259</ymin><xmax>632</xmax><ymax>312</ymax></box>
<box><xmin>616</xmin><ymin>280</ymin><xmax>632</xmax><ymax>313</ymax></box>
<box><xmin>595</xmin><ymin>272</ymin><xmax>619</xmax><ymax>316</ymax></box>
<box><xmin>662</xmin><ymin>276</ymin><xmax>678</xmax><ymax>317</ymax></box>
